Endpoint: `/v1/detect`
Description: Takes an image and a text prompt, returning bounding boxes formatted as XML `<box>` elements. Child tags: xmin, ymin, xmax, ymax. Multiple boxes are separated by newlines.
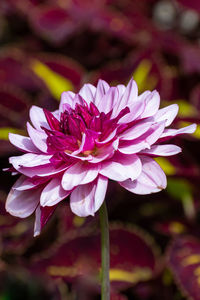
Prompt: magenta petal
<box><xmin>6</xmin><ymin>182</ymin><xmax>41</xmax><ymax>218</ymax></box>
<box><xmin>70</xmin><ymin>175</ymin><xmax>108</xmax><ymax>217</ymax></box>
<box><xmin>40</xmin><ymin>177</ymin><xmax>71</xmax><ymax>206</ymax></box>
<box><xmin>9</xmin><ymin>133</ymin><xmax>40</xmax><ymax>153</ymax></box>
<box><xmin>81</xmin><ymin>129</ymin><xmax>100</xmax><ymax>152</ymax></box>
<box><xmin>61</xmin><ymin>162</ymin><xmax>99</xmax><ymax>191</ymax></box>
<box><xmin>43</xmin><ymin>109</ymin><xmax>60</xmax><ymax>131</ymax></box>
<box><xmin>27</xmin><ymin>122</ymin><xmax>48</xmax><ymax>153</ymax></box>
<box><xmin>100</xmin><ymin>154</ymin><xmax>142</xmax><ymax>181</ymax></box>
<box><xmin>34</xmin><ymin>205</ymin><xmax>57</xmax><ymax>237</ymax></box>
<box><xmin>141</xmin><ymin>144</ymin><xmax>182</xmax><ymax>156</ymax></box>
<box><xmin>96</xmin><ymin>128</ymin><xmax>118</xmax><ymax>145</ymax></box>
<box><xmin>120</xmin><ymin>156</ymin><xmax>167</xmax><ymax>194</ymax></box>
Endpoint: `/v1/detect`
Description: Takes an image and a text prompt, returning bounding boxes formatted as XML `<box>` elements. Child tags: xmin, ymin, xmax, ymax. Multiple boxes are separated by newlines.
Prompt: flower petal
<box><xmin>140</xmin><ymin>90</ymin><xmax>160</xmax><ymax>118</ymax></box>
<box><xmin>13</xmin><ymin>175</ymin><xmax>46</xmax><ymax>191</ymax></box>
<box><xmin>160</xmin><ymin>124</ymin><xmax>197</xmax><ymax>141</ymax></box>
<box><xmin>94</xmin><ymin>79</ymin><xmax>110</xmax><ymax>107</ymax></box>
<box><xmin>9</xmin><ymin>153</ymin><xmax>52</xmax><ymax>169</ymax></box>
<box><xmin>145</xmin><ymin>121</ymin><xmax>166</xmax><ymax>145</ymax></box>
<box><xmin>93</xmin><ymin>175</ymin><xmax>108</xmax><ymax>212</ymax></box>
<box><xmin>118</xmin><ymin>78</ymin><xmax>138</xmax><ymax>110</ymax></box>
<box><xmin>40</xmin><ymin>177</ymin><xmax>71</xmax><ymax>206</ymax></box>
<box><xmin>118</xmin><ymin>139</ymin><xmax>150</xmax><ymax>154</ymax></box>
<box><xmin>29</xmin><ymin>105</ymin><xmax>50</xmax><ymax>131</ymax></box>
<box><xmin>34</xmin><ymin>206</ymin><xmax>41</xmax><ymax>237</ymax></box>
<box><xmin>61</xmin><ymin>162</ymin><xmax>99</xmax><ymax>191</ymax></box>
<box><xmin>14</xmin><ymin>163</ymin><xmax>69</xmax><ymax>178</ymax></box>
<box><xmin>6</xmin><ymin>181</ymin><xmax>41</xmax><ymax>218</ymax></box>
<box><xmin>78</xmin><ymin>83</ymin><xmax>96</xmax><ymax>104</ymax></box>
<box><xmin>120</xmin><ymin>121</ymin><xmax>153</xmax><ymax>141</ymax></box>
<box><xmin>34</xmin><ymin>205</ymin><xmax>57</xmax><ymax>237</ymax></box>
<box><xmin>9</xmin><ymin>133</ymin><xmax>40</xmax><ymax>153</ymax></box>
<box><xmin>154</xmin><ymin>104</ymin><xmax>179</xmax><ymax>126</ymax></box>
<box><xmin>141</xmin><ymin>144</ymin><xmax>182</xmax><ymax>156</ymax></box>
<box><xmin>100</xmin><ymin>154</ymin><xmax>142</xmax><ymax>181</ymax></box>
<box><xmin>70</xmin><ymin>175</ymin><xmax>108</xmax><ymax>217</ymax></box>
<box><xmin>98</xmin><ymin>87</ymin><xmax>119</xmax><ymax>113</ymax></box>
<box><xmin>120</xmin><ymin>156</ymin><xmax>167</xmax><ymax>194</ymax></box>
<box><xmin>59</xmin><ymin>91</ymin><xmax>75</xmax><ymax>111</ymax></box>
<box><xmin>118</xmin><ymin>100</ymin><xmax>145</xmax><ymax>124</ymax></box>
<box><xmin>27</xmin><ymin>122</ymin><xmax>48</xmax><ymax>153</ymax></box>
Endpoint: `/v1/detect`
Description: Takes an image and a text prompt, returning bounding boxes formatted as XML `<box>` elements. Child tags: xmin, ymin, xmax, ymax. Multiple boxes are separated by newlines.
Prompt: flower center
<box><xmin>43</xmin><ymin>100</ymin><xmax>130</xmax><ymax>157</ymax></box>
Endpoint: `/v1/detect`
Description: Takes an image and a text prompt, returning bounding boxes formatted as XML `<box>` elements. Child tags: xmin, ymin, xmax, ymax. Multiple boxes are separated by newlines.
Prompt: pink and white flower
<box><xmin>6</xmin><ymin>79</ymin><xmax>196</xmax><ymax>236</ymax></box>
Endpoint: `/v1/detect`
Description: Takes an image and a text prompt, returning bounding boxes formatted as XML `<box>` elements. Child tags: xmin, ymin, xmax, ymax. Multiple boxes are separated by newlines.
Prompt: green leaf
<box><xmin>31</xmin><ymin>60</ymin><xmax>74</xmax><ymax>100</ymax></box>
<box><xmin>133</xmin><ymin>59</ymin><xmax>157</xmax><ymax>92</ymax></box>
<box><xmin>176</xmin><ymin>100</ymin><xmax>197</xmax><ymax>117</ymax></box>
<box><xmin>154</xmin><ymin>157</ymin><xmax>176</xmax><ymax>175</ymax></box>
<box><xmin>0</xmin><ymin>128</ymin><xmax>23</xmax><ymax>140</ymax></box>
<box><xmin>167</xmin><ymin>178</ymin><xmax>193</xmax><ymax>200</ymax></box>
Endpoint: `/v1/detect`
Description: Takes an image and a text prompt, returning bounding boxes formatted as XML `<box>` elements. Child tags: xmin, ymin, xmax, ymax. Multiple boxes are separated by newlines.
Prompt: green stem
<box><xmin>99</xmin><ymin>201</ymin><xmax>110</xmax><ymax>300</ymax></box>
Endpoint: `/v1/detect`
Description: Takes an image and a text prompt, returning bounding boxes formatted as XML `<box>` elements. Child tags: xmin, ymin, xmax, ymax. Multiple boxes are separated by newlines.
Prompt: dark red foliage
<box><xmin>1</xmin><ymin>0</ymin><xmax>200</xmax><ymax>299</ymax></box>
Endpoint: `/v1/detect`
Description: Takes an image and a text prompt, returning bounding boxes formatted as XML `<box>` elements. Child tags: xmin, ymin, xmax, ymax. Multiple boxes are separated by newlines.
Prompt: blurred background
<box><xmin>0</xmin><ymin>0</ymin><xmax>200</xmax><ymax>299</ymax></box>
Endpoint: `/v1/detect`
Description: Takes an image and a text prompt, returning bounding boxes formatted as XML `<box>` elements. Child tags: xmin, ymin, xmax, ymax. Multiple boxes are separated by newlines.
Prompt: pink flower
<box><xmin>6</xmin><ymin>79</ymin><xmax>196</xmax><ymax>235</ymax></box>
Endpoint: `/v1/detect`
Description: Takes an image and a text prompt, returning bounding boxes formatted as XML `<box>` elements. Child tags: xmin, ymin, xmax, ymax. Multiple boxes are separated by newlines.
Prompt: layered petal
<box><xmin>9</xmin><ymin>153</ymin><xmax>52</xmax><ymax>169</ymax></box>
<box><xmin>29</xmin><ymin>105</ymin><xmax>50</xmax><ymax>131</ymax></box>
<box><xmin>120</xmin><ymin>156</ymin><xmax>167</xmax><ymax>194</ymax></box>
<box><xmin>27</xmin><ymin>122</ymin><xmax>48</xmax><ymax>153</ymax></box>
<box><xmin>6</xmin><ymin>179</ymin><xmax>42</xmax><ymax>217</ymax></box>
<box><xmin>117</xmin><ymin>78</ymin><xmax>138</xmax><ymax>111</ymax></box>
<box><xmin>59</xmin><ymin>91</ymin><xmax>75</xmax><ymax>111</ymax></box>
<box><xmin>61</xmin><ymin>162</ymin><xmax>99</xmax><ymax>190</ymax></box>
<box><xmin>40</xmin><ymin>177</ymin><xmax>71</xmax><ymax>206</ymax></box>
<box><xmin>94</xmin><ymin>79</ymin><xmax>110</xmax><ymax>107</ymax></box>
<box><xmin>100</xmin><ymin>153</ymin><xmax>142</xmax><ymax>181</ymax></box>
<box><xmin>120</xmin><ymin>121</ymin><xmax>153</xmax><ymax>141</ymax></box>
<box><xmin>141</xmin><ymin>144</ymin><xmax>182</xmax><ymax>156</ymax></box>
<box><xmin>34</xmin><ymin>205</ymin><xmax>57</xmax><ymax>237</ymax></box>
<box><xmin>13</xmin><ymin>175</ymin><xmax>46</xmax><ymax>191</ymax></box>
<box><xmin>118</xmin><ymin>100</ymin><xmax>145</xmax><ymax>124</ymax></box>
<box><xmin>78</xmin><ymin>83</ymin><xmax>96</xmax><ymax>104</ymax></box>
<box><xmin>70</xmin><ymin>175</ymin><xmax>108</xmax><ymax>217</ymax></box>
<box><xmin>140</xmin><ymin>90</ymin><xmax>160</xmax><ymax>118</ymax></box>
<box><xmin>160</xmin><ymin>124</ymin><xmax>197</xmax><ymax>141</ymax></box>
<box><xmin>9</xmin><ymin>133</ymin><xmax>40</xmax><ymax>153</ymax></box>
<box><xmin>154</xmin><ymin>104</ymin><xmax>179</xmax><ymax>126</ymax></box>
<box><xmin>98</xmin><ymin>87</ymin><xmax>119</xmax><ymax>113</ymax></box>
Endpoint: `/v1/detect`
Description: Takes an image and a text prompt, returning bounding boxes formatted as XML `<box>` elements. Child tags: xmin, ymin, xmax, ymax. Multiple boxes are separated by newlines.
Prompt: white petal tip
<box><xmin>190</xmin><ymin>123</ymin><xmax>197</xmax><ymax>133</ymax></box>
<box><xmin>34</xmin><ymin>231</ymin><xmax>40</xmax><ymax>237</ymax></box>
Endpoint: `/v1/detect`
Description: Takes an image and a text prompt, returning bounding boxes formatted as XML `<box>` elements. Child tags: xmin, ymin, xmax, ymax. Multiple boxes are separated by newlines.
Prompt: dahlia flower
<box><xmin>6</xmin><ymin>79</ymin><xmax>196</xmax><ymax>236</ymax></box>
